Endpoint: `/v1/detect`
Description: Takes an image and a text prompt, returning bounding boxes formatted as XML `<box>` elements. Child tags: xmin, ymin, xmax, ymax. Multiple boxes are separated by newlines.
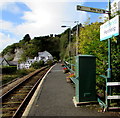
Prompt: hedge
<box><xmin>1</xmin><ymin>66</ymin><xmax>17</xmax><ymax>74</ymax></box>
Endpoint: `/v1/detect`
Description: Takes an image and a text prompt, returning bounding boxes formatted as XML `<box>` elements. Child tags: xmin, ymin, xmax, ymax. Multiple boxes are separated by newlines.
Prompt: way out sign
<box><xmin>100</xmin><ymin>15</ymin><xmax>120</xmax><ymax>41</ymax></box>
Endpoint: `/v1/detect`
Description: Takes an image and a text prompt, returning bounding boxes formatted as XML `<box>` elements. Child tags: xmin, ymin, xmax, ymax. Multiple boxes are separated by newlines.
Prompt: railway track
<box><xmin>0</xmin><ymin>66</ymin><xmax>51</xmax><ymax>118</ymax></box>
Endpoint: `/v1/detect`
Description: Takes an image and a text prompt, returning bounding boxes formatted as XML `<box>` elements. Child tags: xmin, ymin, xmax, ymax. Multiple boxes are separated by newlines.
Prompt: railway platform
<box><xmin>23</xmin><ymin>63</ymin><xmax>116</xmax><ymax>117</ymax></box>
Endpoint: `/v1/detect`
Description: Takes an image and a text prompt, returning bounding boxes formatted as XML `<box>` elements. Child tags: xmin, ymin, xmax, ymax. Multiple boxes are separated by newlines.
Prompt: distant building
<box><xmin>37</xmin><ymin>51</ymin><xmax>53</xmax><ymax>62</ymax></box>
<box><xmin>0</xmin><ymin>57</ymin><xmax>10</xmax><ymax>67</ymax></box>
<box><xmin>17</xmin><ymin>59</ymin><xmax>34</xmax><ymax>69</ymax></box>
<box><xmin>18</xmin><ymin>51</ymin><xmax>53</xmax><ymax>69</ymax></box>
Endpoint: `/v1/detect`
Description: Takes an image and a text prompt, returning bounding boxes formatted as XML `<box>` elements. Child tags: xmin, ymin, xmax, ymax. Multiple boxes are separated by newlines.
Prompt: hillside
<box><xmin>1</xmin><ymin>24</ymin><xmax>80</xmax><ymax>62</ymax></box>
<box><xmin>1</xmin><ymin>34</ymin><xmax>61</xmax><ymax>62</ymax></box>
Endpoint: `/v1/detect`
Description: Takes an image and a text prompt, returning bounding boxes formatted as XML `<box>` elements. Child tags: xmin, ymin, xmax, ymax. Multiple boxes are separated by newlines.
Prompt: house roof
<box><xmin>38</xmin><ymin>51</ymin><xmax>52</xmax><ymax>57</ymax></box>
<box><xmin>0</xmin><ymin>57</ymin><xmax>10</xmax><ymax>65</ymax></box>
<box><xmin>9</xmin><ymin>61</ymin><xmax>18</xmax><ymax>66</ymax></box>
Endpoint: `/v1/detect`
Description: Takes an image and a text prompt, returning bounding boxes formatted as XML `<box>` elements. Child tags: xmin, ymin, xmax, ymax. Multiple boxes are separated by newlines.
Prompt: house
<box><xmin>18</xmin><ymin>51</ymin><xmax>53</xmax><ymax>69</ymax></box>
<box><xmin>24</xmin><ymin>59</ymin><xmax>35</xmax><ymax>69</ymax></box>
<box><xmin>0</xmin><ymin>57</ymin><xmax>10</xmax><ymax>67</ymax></box>
<box><xmin>18</xmin><ymin>59</ymin><xmax>34</xmax><ymax>69</ymax></box>
<box><xmin>37</xmin><ymin>51</ymin><xmax>53</xmax><ymax>62</ymax></box>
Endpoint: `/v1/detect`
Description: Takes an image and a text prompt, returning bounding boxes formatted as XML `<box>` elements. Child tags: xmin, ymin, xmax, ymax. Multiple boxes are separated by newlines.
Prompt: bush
<box><xmin>31</xmin><ymin>60</ymin><xmax>44</xmax><ymax>69</ymax></box>
<box><xmin>17</xmin><ymin>69</ymin><xmax>28</xmax><ymax>77</ymax></box>
<box><xmin>46</xmin><ymin>60</ymin><xmax>53</xmax><ymax>66</ymax></box>
<box><xmin>2</xmin><ymin>75</ymin><xmax>18</xmax><ymax>84</ymax></box>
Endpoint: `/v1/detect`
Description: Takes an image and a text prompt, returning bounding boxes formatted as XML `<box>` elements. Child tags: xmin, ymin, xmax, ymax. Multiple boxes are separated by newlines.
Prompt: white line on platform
<box><xmin>22</xmin><ymin>64</ymin><xmax>56</xmax><ymax>117</ymax></box>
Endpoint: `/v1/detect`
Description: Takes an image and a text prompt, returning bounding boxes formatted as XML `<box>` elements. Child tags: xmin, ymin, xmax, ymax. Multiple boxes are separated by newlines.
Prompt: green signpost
<box><xmin>101</xmin><ymin>1</ymin><xmax>120</xmax><ymax>110</ymax></box>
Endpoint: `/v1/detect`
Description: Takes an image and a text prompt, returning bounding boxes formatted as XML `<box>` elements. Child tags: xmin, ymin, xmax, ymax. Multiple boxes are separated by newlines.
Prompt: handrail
<box><xmin>98</xmin><ymin>74</ymin><xmax>108</xmax><ymax>111</ymax></box>
<box><xmin>99</xmin><ymin>75</ymin><xmax>107</xmax><ymax>79</ymax></box>
<box><xmin>64</xmin><ymin>61</ymin><xmax>76</xmax><ymax>84</ymax></box>
<box><xmin>64</xmin><ymin>61</ymin><xmax>75</xmax><ymax>73</ymax></box>
<box><xmin>64</xmin><ymin>61</ymin><xmax>75</xmax><ymax>66</ymax></box>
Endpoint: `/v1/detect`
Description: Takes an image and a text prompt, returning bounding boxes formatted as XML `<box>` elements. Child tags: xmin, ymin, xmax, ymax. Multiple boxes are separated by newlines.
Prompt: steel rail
<box><xmin>0</xmin><ymin>66</ymin><xmax>48</xmax><ymax>99</ymax></box>
<box><xmin>12</xmin><ymin>69</ymin><xmax>47</xmax><ymax>118</ymax></box>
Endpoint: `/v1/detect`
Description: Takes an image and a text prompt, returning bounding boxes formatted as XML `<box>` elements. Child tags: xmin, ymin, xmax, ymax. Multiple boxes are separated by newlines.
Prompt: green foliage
<box><xmin>31</xmin><ymin>60</ymin><xmax>44</xmax><ymax>69</ymax></box>
<box><xmin>17</xmin><ymin>69</ymin><xmax>29</xmax><ymax>77</ymax></box>
<box><xmin>2</xmin><ymin>74</ymin><xmax>18</xmax><ymax>85</ymax></box>
<box><xmin>1</xmin><ymin>43</ymin><xmax>17</xmax><ymax>56</ymax></box>
<box><xmin>19</xmin><ymin>34</ymin><xmax>31</xmax><ymax>47</ymax></box>
<box><xmin>77</xmin><ymin>22</ymin><xmax>120</xmax><ymax>94</ymax></box>
<box><xmin>2</xmin><ymin>68</ymin><xmax>35</xmax><ymax>85</ymax></box>
<box><xmin>16</xmin><ymin>68</ymin><xmax>35</xmax><ymax>77</ymax></box>
<box><xmin>46</xmin><ymin>60</ymin><xmax>53</xmax><ymax>66</ymax></box>
<box><xmin>2</xmin><ymin>34</ymin><xmax>61</xmax><ymax>62</ymax></box>
<box><xmin>111</xmin><ymin>37</ymin><xmax>120</xmax><ymax>82</ymax></box>
<box><xmin>60</xmin><ymin>21</ymin><xmax>120</xmax><ymax>94</ymax></box>
<box><xmin>59</xmin><ymin>29</ymin><xmax>69</xmax><ymax>60</ymax></box>
<box><xmin>20</xmin><ymin>35</ymin><xmax>60</xmax><ymax>61</ymax></box>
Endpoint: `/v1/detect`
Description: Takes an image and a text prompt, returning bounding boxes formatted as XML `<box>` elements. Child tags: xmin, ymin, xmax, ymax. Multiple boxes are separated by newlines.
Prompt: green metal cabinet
<box><xmin>75</xmin><ymin>55</ymin><xmax>97</xmax><ymax>103</ymax></box>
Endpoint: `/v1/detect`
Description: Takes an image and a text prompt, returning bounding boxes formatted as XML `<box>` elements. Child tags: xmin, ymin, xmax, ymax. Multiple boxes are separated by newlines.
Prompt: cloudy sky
<box><xmin>0</xmin><ymin>0</ymin><xmax>114</xmax><ymax>52</ymax></box>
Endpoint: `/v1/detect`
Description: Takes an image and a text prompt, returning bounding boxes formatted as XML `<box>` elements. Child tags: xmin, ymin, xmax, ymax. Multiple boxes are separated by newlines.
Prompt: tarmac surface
<box><xmin>26</xmin><ymin>63</ymin><xmax>118</xmax><ymax>117</ymax></box>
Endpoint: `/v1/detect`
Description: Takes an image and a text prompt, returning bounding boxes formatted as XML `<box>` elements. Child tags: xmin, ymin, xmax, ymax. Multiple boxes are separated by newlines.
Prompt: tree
<box><xmin>77</xmin><ymin>22</ymin><xmax>120</xmax><ymax>94</ymax></box>
<box><xmin>23</xmin><ymin>34</ymin><xmax>31</xmax><ymax>42</ymax></box>
<box><xmin>19</xmin><ymin>34</ymin><xmax>31</xmax><ymax>47</ymax></box>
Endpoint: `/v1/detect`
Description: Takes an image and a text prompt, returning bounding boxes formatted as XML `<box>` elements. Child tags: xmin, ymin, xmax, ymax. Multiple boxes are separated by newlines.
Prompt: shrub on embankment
<box><xmin>1</xmin><ymin>67</ymin><xmax>35</xmax><ymax>85</ymax></box>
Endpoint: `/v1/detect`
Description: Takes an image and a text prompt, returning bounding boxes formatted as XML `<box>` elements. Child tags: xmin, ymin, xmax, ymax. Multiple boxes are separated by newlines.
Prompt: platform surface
<box><xmin>27</xmin><ymin>64</ymin><xmax>114</xmax><ymax>117</ymax></box>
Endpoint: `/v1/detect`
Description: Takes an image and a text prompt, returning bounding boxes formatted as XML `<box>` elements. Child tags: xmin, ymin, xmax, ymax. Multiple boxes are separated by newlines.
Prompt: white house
<box><xmin>18</xmin><ymin>58</ymin><xmax>35</xmax><ymax>69</ymax></box>
<box><xmin>18</xmin><ymin>51</ymin><xmax>53</xmax><ymax>69</ymax></box>
<box><xmin>37</xmin><ymin>51</ymin><xmax>53</xmax><ymax>62</ymax></box>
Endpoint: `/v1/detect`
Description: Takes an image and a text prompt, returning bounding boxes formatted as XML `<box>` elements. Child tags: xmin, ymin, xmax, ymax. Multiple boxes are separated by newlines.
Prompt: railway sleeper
<box><xmin>1</xmin><ymin>107</ymin><xmax>18</xmax><ymax>110</ymax></box>
<box><xmin>18</xmin><ymin>90</ymin><xmax>30</xmax><ymax>92</ymax></box>
<box><xmin>11</xmin><ymin>93</ymin><xmax>27</xmax><ymax>96</ymax></box>
<box><xmin>2</xmin><ymin>102</ymin><xmax>21</xmax><ymax>105</ymax></box>
<box><xmin>22</xmin><ymin>86</ymin><xmax>33</xmax><ymax>88</ymax></box>
<box><xmin>1</xmin><ymin>113</ymin><xmax>13</xmax><ymax>117</ymax></box>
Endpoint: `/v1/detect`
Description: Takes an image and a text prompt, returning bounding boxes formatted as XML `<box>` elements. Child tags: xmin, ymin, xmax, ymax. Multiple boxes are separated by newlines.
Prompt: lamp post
<box><xmin>61</xmin><ymin>25</ymin><xmax>71</xmax><ymax>68</ymax></box>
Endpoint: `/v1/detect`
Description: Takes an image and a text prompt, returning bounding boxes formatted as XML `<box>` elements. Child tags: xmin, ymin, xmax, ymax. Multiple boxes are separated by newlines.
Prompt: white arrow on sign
<box><xmin>77</xmin><ymin>5</ymin><xmax>107</xmax><ymax>14</ymax></box>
